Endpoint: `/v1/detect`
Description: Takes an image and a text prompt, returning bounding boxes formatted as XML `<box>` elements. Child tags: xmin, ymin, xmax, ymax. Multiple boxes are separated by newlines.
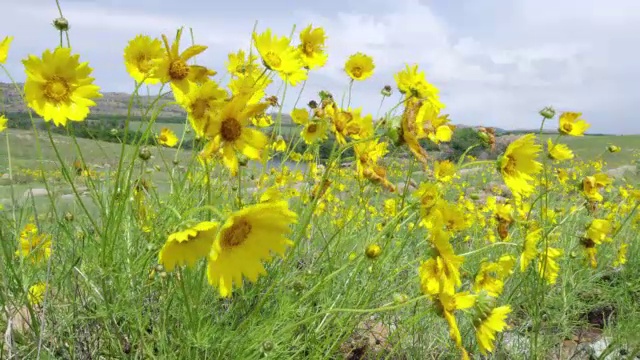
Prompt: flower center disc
<box><xmin>169</xmin><ymin>60</ymin><xmax>189</xmax><ymax>80</ymax></box>
<box><xmin>307</xmin><ymin>123</ymin><xmax>317</xmax><ymax>133</ymax></box>
<box><xmin>220</xmin><ymin>118</ymin><xmax>242</xmax><ymax>142</ymax></box>
<box><xmin>221</xmin><ymin>218</ymin><xmax>252</xmax><ymax>248</ymax></box>
<box><xmin>44</xmin><ymin>76</ymin><xmax>70</xmax><ymax>103</ymax></box>
<box><xmin>265</xmin><ymin>52</ymin><xmax>282</xmax><ymax>69</ymax></box>
<box><xmin>137</xmin><ymin>55</ymin><xmax>153</xmax><ymax>73</ymax></box>
<box><xmin>351</xmin><ymin>66</ymin><xmax>363</xmax><ymax>78</ymax></box>
<box><xmin>304</xmin><ymin>42</ymin><xmax>315</xmax><ymax>56</ymax></box>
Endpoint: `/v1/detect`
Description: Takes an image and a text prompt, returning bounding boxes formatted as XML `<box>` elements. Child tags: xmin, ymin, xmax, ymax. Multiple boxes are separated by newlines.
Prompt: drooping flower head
<box><xmin>159</xmin><ymin>221</ymin><xmax>219</xmax><ymax>272</ymax></box>
<box><xmin>207</xmin><ymin>201</ymin><xmax>298</xmax><ymax>297</ymax></box>
<box><xmin>22</xmin><ymin>47</ymin><xmax>102</xmax><ymax>127</ymax></box>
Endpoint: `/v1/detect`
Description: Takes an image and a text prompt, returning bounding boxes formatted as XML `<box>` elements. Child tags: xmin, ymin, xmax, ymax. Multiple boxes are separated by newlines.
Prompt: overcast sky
<box><xmin>2</xmin><ymin>0</ymin><xmax>639</xmax><ymax>133</ymax></box>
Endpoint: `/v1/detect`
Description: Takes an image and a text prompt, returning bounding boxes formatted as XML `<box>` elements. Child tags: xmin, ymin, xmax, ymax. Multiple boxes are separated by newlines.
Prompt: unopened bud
<box><xmin>139</xmin><ymin>147</ymin><xmax>152</xmax><ymax>161</ymax></box>
<box><xmin>607</xmin><ymin>145</ymin><xmax>621</xmax><ymax>153</ymax></box>
<box><xmin>110</xmin><ymin>128</ymin><xmax>119</xmax><ymax>136</ymax></box>
<box><xmin>539</xmin><ymin>106</ymin><xmax>556</xmax><ymax>119</ymax></box>
<box><xmin>365</xmin><ymin>244</ymin><xmax>382</xmax><ymax>259</ymax></box>
<box><xmin>53</xmin><ymin>17</ymin><xmax>69</xmax><ymax>31</ymax></box>
<box><xmin>381</xmin><ymin>85</ymin><xmax>392</xmax><ymax>97</ymax></box>
<box><xmin>64</xmin><ymin>212</ymin><xmax>74</xmax><ymax>222</ymax></box>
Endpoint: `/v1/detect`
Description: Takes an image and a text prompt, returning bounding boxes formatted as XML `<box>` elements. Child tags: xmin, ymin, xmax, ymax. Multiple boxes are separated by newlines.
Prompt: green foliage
<box><xmin>442</xmin><ymin>127</ymin><xmax>488</xmax><ymax>162</ymax></box>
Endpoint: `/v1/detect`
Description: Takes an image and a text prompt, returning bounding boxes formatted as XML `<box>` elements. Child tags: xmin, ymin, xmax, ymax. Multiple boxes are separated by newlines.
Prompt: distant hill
<box><xmin>0</xmin><ymin>82</ymin><xmax>295</xmax><ymax>124</ymax></box>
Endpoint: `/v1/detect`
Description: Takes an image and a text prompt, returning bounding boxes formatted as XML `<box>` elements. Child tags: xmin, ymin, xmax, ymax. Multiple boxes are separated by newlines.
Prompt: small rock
<box><xmin>23</xmin><ymin>188</ymin><xmax>49</xmax><ymax>198</ymax></box>
<box><xmin>605</xmin><ymin>165</ymin><xmax>636</xmax><ymax>179</ymax></box>
<box><xmin>501</xmin><ymin>331</ymin><xmax>529</xmax><ymax>357</ymax></box>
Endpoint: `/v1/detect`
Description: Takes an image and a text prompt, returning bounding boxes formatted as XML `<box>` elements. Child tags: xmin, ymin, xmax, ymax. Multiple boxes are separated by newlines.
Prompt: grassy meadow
<box><xmin>2</xmin><ymin>8</ymin><xmax>640</xmax><ymax>360</ymax></box>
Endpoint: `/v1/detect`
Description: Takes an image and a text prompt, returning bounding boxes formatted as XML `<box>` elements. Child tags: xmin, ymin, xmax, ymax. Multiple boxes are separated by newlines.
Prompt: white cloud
<box><xmin>1</xmin><ymin>0</ymin><xmax>639</xmax><ymax>133</ymax></box>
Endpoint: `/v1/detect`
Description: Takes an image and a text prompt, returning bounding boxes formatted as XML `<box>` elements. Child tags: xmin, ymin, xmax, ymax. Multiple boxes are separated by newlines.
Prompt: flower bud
<box><xmin>381</xmin><ymin>85</ymin><xmax>392</xmax><ymax>97</ymax></box>
<box><xmin>539</xmin><ymin>106</ymin><xmax>556</xmax><ymax>119</ymax></box>
<box><xmin>53</xmin><ymin>17</ymin><xmax>69</xmax><ymax>31</ymax></box>
<box><xmin>64</xmin><ymin>212</ymin><xmax>74</xmax><ymax>222</ymax></box>
<box><xmin>607</xmin><ymin>145</ymin><xmax>621</xmax><ymax>153</ymax></box>
<box><xmin>308</xmin><ymin>100</ymin><xmax>318</xmax><ymax>109</ymax></box>
<box><xmin>262</xmin><ymin>340</ymin><xmax>274</xmax><ymax>352</ymax></box>
<box><xmin>138</xmin><ymin>147</ymin><xmax>152</xmax><ymax>161</ymax></box>
<box><xmin>365</xmin><ymin>244</ymin><xmax>382</xmax><ymax>259</ymax></box>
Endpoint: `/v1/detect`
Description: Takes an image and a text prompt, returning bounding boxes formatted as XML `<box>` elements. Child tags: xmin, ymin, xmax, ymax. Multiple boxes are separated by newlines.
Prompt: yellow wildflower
<box><xmin>498</xmin><ymin>134</ymin><xmax>543</xmax><ymax>197</ymax></box>
<box><xmin>298</xmin><ymin>25</ymin><xmax>328</xmax><ymax>69</ymax></box>
<box><xmin>123</xmin><ymin>35</ymin><xmax>164</xmax><ymax>84</ymax></box>
<box><xmin>207</xmin><ymin>201</ymin><xmax>297</xmax><ymax>297</ymax></box>
<box><xmin>344</xmin><ymin>52</ymin><xmax>374</xmax><ymax>81</ymax></box>
<box><xmin>157</xmin><ymin>128</ymin><xmax>178</xmax><ymax>147</ymax></box>
<box><xmin>558</xmin><ymin>112</ymin><xmax>589</xmax><ymax>136</ymax></box>
<box><xmin>22</xmin><ymin>47</ymin><xmax>102</xmax><ymax>127</ymax></box>
<box><xmin>0</xmin><ymin>36</ymin><xmax>13</xmax><ymax>63</ymax></box>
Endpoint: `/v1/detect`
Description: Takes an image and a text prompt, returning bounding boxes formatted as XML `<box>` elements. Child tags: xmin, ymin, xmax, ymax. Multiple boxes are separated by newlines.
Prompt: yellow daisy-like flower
<box><xmin>419</xmin><ymin>229</ymin><xmax>464</xmax><ymax>295</ymax></box>
<box><xmin>498</xmin><ymin>134</ymin><xmax>543</xmax><ymax>197</ymax></box>
<box><xmin>520</xmin><ymin>228</ymin><xmax>541</xmax><ymax>272</ymax></box>
<box><xmin>585</xmin><ymin>218</ymin><xmax>612</xmax><ymax>244</ymax></box>
<box><xmin>228</xmin><ymin>71</ymin><xmax>271</xmax><ymax>105</ymax></box>
<box><xmin>436</xmin><ymin>290</ymin><xmax>476</xmax><ymax>349</ymax></box>
<box><xmin>123</xmin><ymin>35</ymin><xmax>164</xmax><ymax>84</ymax></box>
<box><xmin>226</xmin><ymin>49</ymin><xmax>259</xmax><ymax>78</ymax></box>
<box><xmin>0</xmin><ymin>36</ymin><xmax>13</xmax><ymax>64</ymax></box>
<box><xmin>291</xmin><ymin>107</ymin><xmax>328</xmax><ymax>144</ymax></box>
<box><xmin>547</xmin><ymin>139</ymin><xmax>574</xmax><ymax>161</ymax></box>
<box><xmin>298</xmin><ymin>25</ymin><xmax>328</xmax><ymax>70</ymax></box>
<box><xmin>434</xmin><ymin>160</ymin><xmax>456</xmax><ymax>183</ymax></box>
<box><xmin>15</xmin><ymin>224</ymin><xmax>52</xmax><ymax>263</ymax></box>
<box><xmin>22</xmin><ymin>47</ymin><xmax>102</xmax><ymax>127</ymax></box>
<box><xmin>538</xmin><ymin>247</ymin><xmax>562</xmax><ymax>284</ymax></box>
<box><xmin>354</xmin><ymin>139</ymin><xmax>388</xmax><ymax>178</ymax></box>
<box><xmin>394</xmin><ymin>64</ymin><xmax>440</xmax><ymax>100</ymax></box>
<box><xmin>328</xmin><ymin>106</ymin><xmax>374</xmax><ymax>145</ymax></box>
<box><xmin>207</xmin><ymin>201</ymin><xmax>298</xmax><ymax>297</ymax></box>
<box><xmin>301</xmin><ymin>120</ymin><xmax>328</xmax><ymax>145</ymax></box>
<box><xmin>202</xmin><ymin>95</ymin><xmax>270</xmax><ymax>175</ymax></box>
<box><xmin>158</xmin><ymin>221</ymin><xmax>219</xmax><ymax>272</ymax></box>
<box><xmin>157</xmin><ymin>127</ymin><xmax>178</xmax><ymax>147</ymax></box>
<box><xmin>0</xmin><ymin>114</ymin><xmax>7</xmax><ymax>133</ymax></box>
<box><xmin>344</xmin><ymin>52</ymin><xmax>375</xmax><ymax>81</ymax></box>
<box><xmin>558</xmin><ymin>112</ymin><xmax>590</xmax><ymax>136</ymax></box>
<box><xmin>252</xmin><ymin>29</ymin><xmax>303</xmax><ymax>84</ymax></box>
<box><xmin>28</xmin><ymin>282</ymin><xmax>47</xmax><ymax>306</ymax></box>
<box><xmin>182</xmin><ymin>81</ymin><xmax>228</xmax><ymax>138</ymax></box>
<box><xmin>475</xmin><ymin>305</ymin><xmax>511</xmax><ymax>355</ymax></box>
<box><xmin>153</xmin><ymin>28</ymin><xmax>208</xmax><ymax>101</ymax></box>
